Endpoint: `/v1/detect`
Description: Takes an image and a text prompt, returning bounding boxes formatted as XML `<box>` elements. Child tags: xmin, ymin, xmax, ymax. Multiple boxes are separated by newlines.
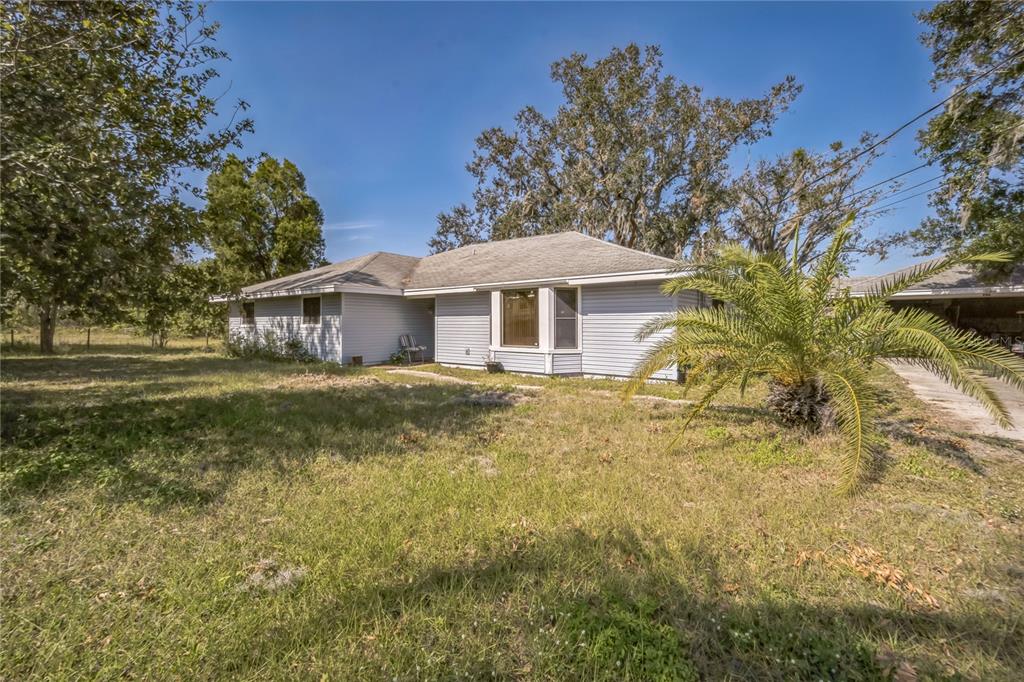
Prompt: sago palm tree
<box><xmin>626</xmin><ymin>220</ymin><xmax>1024</xmax><ymax>490</ymax></box>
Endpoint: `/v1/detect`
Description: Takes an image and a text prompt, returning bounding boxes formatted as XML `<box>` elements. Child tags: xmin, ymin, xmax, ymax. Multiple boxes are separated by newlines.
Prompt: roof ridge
<box><xmin>339</xmin><ymin>251</ymin><xmax>384</xmax><ymax>283</ymax></box>
<box><xmin>571</xmin><ymin>232</ymin><xmax>680</xmax><ymax>265</ymax></box>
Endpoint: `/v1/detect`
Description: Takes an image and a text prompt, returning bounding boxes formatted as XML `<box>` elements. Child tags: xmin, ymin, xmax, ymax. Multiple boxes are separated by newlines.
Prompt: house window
<box><xmin>241</xmin><ymin>301</ymin><xmax>255</xmax><ymax>326</ymax></box>
<box><xmin>501</xmin><ymin>289</ymin><xmax>538</xmax><ymax>347</ymax></box>
<box><xmin>302</xmin><ymin>296</ymin><xmax>321</xmax><ymax>325</ymax></box>
<box><xmin>554</xmin><ymin>288</ymin><xmax>578</xmax><ymax>349</ymax></box>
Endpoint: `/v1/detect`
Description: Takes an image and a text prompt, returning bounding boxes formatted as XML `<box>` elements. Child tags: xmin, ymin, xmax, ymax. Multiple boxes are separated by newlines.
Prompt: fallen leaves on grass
<box><xmin>876</xmin><ymin>647</ymin><xmax>919</xmax><ymax>681</ymax></box>
<box><xmin>241</xmin><ymin>559</ymin><xmax>308</xmax><ymax>592</ymax></box>
<box><xmin>794</xmin><ymin>543</ymin><xmax>940</xmax><ymax>609</ymax></box>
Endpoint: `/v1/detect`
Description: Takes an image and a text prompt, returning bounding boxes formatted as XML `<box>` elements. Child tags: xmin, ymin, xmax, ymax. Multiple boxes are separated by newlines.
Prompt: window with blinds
<box><xmin>501</xmin><ymin>289</ymin><xmax>538</xmax><ymax>347</ymax></box>
<box><xmin>554</xmin><ymin>288</ymin><xmax>578</xmax><ymax>349</ymax></box>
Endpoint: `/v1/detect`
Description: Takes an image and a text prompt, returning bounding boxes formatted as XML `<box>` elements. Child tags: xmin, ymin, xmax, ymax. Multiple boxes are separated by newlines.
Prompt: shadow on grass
<box><xmin>207</xmin><ymin>525</ymin><xmax>1020</xmax><ymax>680</ymax></box>
<box><xmin>1</xmin><ymin>356</ymin><xmax>512</xmax><ymax>509</ymax></box>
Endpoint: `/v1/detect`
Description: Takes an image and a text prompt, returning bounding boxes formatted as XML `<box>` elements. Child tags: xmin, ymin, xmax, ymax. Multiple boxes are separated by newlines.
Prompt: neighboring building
<box><xmin>841</xmin><ymin>262</ymin><xmax>1024</xmax><ymax>350</ymax></box>
<box><xmin>214</xmin><ymin>232</ymin><xmax>707</xmax><ymax>378</ymax></box>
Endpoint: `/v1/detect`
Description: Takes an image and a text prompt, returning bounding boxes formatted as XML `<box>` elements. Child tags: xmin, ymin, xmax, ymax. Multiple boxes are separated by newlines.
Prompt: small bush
<box><xmin>224</xmin><ymin>330</ymin><xmax>317</xmax><ymax>363</ymax></box>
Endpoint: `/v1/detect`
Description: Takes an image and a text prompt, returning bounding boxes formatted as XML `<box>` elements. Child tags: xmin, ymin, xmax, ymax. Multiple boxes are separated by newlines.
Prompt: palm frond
<box><xmin>665</xmin><ymin>371</ymin><xmax>741</xmax><ymax>451</ymax></box>
<box><xmin>821</xmin><ymin>367</ymin><xmax>879</xmax><ymax>493</ymax></box>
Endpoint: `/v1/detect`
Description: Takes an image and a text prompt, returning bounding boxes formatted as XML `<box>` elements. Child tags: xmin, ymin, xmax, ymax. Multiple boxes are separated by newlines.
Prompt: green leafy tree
<box><xmin>430</xmin><ymin>44</ymin><xmax>800</xmax><ymax>257</ymax></box>
<box><xmin>204</xmin><ymin>154</ymin><xmax>327</xmax><ymax>293</ymax></box>
<box><xmin>896</xmin><ymin>0</ymin><xmax>1024</xmax><ymax>275</ymax></box>
<box><xmin>0</xmin><ymin>0</ymin><xmax>251</xmax><ymax>353</ymax></box>
<box><xmin>724</xmin><ymin>136</ymin><xmax>885</xmax><ymax>267</ymax></box>
<box><xmin>627</xmin><ymin>221</ymin><xmax>1024</xmax><ymax>491</ymax></box>
<box><xmin>172</xmin><ymin>260</ymin><xmax>227</xmax><ymax>348</ymax></box>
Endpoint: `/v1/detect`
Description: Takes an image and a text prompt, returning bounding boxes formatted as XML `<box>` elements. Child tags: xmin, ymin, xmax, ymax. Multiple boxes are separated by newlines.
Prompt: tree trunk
<box><xmin>9</xmin><ymin>328</ymin><xmax>14</xmax><ymax>346</ymax></box>
<box><xmin>86</xmin><ymin>326</ymin><xmax>91</xmax><ymax>350</ymax></box>
<box><xmin>765</xmin><ymin>379</ymin><xmax>835</xmax><ymax>431</ymax></box>
<box><xmin>39</xmin><ymin>303</ymin><xmax>57</xmax><ymax>354</ymax></box>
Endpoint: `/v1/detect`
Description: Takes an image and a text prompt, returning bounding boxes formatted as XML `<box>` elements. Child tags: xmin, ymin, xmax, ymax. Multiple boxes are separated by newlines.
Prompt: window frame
<box><xmin>500</xmin><ymin>288</ymin><xmax>540</xmax><ymax>348</ymax></box>
<box><xmin>241</xmin><ymin>301</ymin><xmax>256</xmax><ymax>327</ymax></box>
<box><xmin>553</xmin><ymin>287</ymin><xmax>580</xmax><ymax>350</ymax></box>
<box><xmin>301</xmin><ymin>295</ymin><xmax>322</xmax><ymax>327</ymax></box>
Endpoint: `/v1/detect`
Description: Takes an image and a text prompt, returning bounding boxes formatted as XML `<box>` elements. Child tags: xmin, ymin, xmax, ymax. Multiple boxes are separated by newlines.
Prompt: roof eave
<box><xmin>403</xmin><ymin>267</ymin><xmax>688</xmax><ymax>296</ymax></box>
<box><xmin>209</xmin><ymin>282</ymin><xmax>404</xmax><ymax>303</ymax></box>
<box><xmin>845</xmin><ymin>285</ymin><xmax>1024</xmax><ymax>300</ymax></box>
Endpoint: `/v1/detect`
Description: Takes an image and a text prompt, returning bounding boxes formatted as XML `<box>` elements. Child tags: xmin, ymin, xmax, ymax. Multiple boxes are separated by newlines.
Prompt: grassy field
<box><xmin>2</xmin><ymin>346</ymin><xmax>1022</xmax><ymax>680</ymax></box>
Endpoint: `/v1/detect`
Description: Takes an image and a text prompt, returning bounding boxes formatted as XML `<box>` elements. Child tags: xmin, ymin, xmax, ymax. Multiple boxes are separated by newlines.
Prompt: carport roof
<box><xmin>841</xmin><ymin>262</ymin><xmax>1024</xmax><ymax>298</ymax></box>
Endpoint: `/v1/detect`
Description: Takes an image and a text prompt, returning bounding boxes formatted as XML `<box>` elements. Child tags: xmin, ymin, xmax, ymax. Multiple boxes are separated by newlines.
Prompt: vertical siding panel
<box><xmin>340</xmin><ymin>294</ymin><xmax>434</xmax><ymax>365</ymax></box>
<box><xmin>435</xmin><ymin>292</ymin><xmax>490</xmax><ymax>367</ymax></box>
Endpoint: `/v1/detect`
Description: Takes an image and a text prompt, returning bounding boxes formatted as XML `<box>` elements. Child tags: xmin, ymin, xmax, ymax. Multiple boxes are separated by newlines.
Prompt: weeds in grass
<box><xmin>1</xmin><ymin>349</ymin><xmax>1022</xmax><ymax>679</ymax></box>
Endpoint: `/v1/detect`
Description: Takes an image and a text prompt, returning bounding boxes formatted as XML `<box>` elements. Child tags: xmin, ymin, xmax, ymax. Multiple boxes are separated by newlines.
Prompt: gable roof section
<box><xmin>224</xmin><ymin>232</ymin><xmax>683</xmax><ymax>300</ymax></box>
<box><xmin>240</xmin><ymin>251</ymin><xmax>420</xmax><ymax>297</ymax></box>
<box><xmin>840</xmin><ymin>261</ymin><xmax>1024</xmax><ymax>298</ymax></box>
<box><xmin>406</xmin><ymin>232</ymin><xmax>679</xmax><ymax>290</ymax></box>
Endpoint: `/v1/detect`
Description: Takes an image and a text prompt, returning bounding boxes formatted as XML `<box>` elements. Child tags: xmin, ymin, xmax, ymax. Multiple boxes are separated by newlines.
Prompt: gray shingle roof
<box><xmin>406</xmin><ymin>232</ymin><xmax>678</xmax><ymax>289</ymax></box>
<box><xmin>840</xmin><ymin>261</ymin><xmax>1024</xmax><ymax>295</ymax></box>
<box><xmin>241</xmin><ymin>252</ymin><xmax>419</xmax><ymax>295</ymax></box>
<box><xmin>238</xmin><ymin>232</ymin><xmax>681</xmax><ymax>296</ymax></box>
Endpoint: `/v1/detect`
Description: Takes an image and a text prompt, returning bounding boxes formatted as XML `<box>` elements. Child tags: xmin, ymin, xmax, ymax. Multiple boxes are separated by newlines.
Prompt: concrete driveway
<box><xmin>888</xmin><ymin>361</ymin><xmax>1024</xmax><ymax>443</ymax></box>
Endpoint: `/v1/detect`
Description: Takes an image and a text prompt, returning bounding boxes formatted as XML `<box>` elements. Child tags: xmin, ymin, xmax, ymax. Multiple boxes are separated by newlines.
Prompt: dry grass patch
<box><xmin>1</xmin><ymin>348</ymin><xmax>1022</xmax><ymax>679</ymax></box>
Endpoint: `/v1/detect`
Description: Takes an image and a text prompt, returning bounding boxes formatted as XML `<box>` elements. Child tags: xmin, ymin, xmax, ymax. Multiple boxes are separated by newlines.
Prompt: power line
<box><xmin>764</xmin><ymin>161</ymin><xmax>942</xmax><ymax>230</ymax></box>
<box><xmin>785</xmin><ymin>44</ymin><xmax>1024</xmax><ymax>199</ymax></box>
<box><xmin>865</xmin><ymin>187</ymin><xmax>939</xmax><ymax>216</ymax></box>
<box><xmin>849</xmin><ymin>161</ymin><xmax>933</xmax><ymax>198</ymax></box>
<box><xmin>871</xmin><ymin>173</ymin><xmax>946</xmax><ymax>203</ymax></box>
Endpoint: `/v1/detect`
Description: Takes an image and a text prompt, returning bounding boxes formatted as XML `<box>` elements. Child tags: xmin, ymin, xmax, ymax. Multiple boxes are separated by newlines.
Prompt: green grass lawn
<box><xmin>2</xmin><ymin>347</ymin><xmax>1022</xmax><ymax>680</ymax></box>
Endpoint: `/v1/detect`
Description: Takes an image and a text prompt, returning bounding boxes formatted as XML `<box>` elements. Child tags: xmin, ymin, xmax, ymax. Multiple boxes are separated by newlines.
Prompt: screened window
<box><xmin>302</xmin><ymin>296</ymin><xmax>321</xmax><ymax>325</ymax></box>
<box><xmin>241</xmin><ymin>301</ymin><xmax>255</xmax><ymax>326</ymax></box>
<box><xmin>501</xmin><ymin>289</ymin><xmax>538</xmax><ymax>347</ymax></box>
<box><xmin>554</xmin><ymin>288</ymin><xmax>578</xmax><ymax>349</ymax></box>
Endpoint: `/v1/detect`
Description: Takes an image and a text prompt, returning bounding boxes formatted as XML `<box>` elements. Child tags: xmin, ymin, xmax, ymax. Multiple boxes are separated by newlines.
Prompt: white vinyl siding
<box><xmin>341</xmin><ymin>293</ymin><xmax>434</xmax><ymax>365</ymax></box>
<box><xmin>580</xmin><ymin>282</ymin><xmax>704</xmax><ymax>380</ymax></box>
<box><xmin>229</xmin><ymin>294</ymin><xmax>342</xmax><ymax>362</ymax></box>
<box><xmin>551</xmin><ymin>353</ymin><xmax>583</xmax><ymax>375</ymax></box>
<box><xmin>435</xmin><ymin>292</ymin><xmax>491</xmax><ymax>367</ymax></box>
<box><xmin>493</xmin><ymin>350</ymin><xmax>546</xmax><ymax>374</ymax></box>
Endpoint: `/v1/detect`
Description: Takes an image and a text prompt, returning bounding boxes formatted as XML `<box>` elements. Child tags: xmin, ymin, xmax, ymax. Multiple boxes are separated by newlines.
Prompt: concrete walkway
<box><xmin>888</xmin><ymin>362</ymin><xmax>1024</xmax><ymax>443</ymax></box>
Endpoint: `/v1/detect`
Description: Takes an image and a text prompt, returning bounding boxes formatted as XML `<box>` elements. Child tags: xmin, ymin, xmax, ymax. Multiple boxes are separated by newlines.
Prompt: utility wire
<box><xmin>783</xmin><ymin>45</ymin><xmax>1024</xmax><ymax>199</ymax></box>
<box><xmin>764</xmin><ymin>162</ymin><xmax>943</xmax><ymax>230</ymax></box>
<box><xmin>865</xmin><ymin>187</ymin><xmax>940</xmax><ymax>216</ymax></box>
<box><xmin>848</xmin><ymin>161</ymin><xmax>933</xmax><ymax>198</ymax></box>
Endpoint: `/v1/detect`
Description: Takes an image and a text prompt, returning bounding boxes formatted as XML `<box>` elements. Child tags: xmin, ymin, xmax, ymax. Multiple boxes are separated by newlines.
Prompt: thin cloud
<box><xmin>346</xmin><ymin>234</ymin><xmax>372</xmax><ymax>241</ymax></box>
<box><xmin>323</xmin><ymin>221</ymin><xmax>376</xmax><ymax>232</ymax></box>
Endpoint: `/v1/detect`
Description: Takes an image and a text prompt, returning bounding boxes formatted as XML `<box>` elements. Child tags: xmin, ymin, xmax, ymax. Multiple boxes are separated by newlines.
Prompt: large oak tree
<box><xmin>897</xmin><ymin>0</ymin><xmax>1023</xmax><ymax>275</ymax></box>
<box><xmin>430</xmin><ymin>44</ymin><xmax>801</xmax><ymax>257</ymax></box>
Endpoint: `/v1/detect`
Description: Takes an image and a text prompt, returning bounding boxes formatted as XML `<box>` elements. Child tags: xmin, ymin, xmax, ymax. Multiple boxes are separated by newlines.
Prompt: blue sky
<box><xmin>204</xmin><ymin>1</ymin><xmax>938</xmax><ymax>275</ymax></box>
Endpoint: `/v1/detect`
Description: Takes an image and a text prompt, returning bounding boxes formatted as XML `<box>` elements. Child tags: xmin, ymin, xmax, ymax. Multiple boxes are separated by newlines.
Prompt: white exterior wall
<box><xmin>341</xmin><ymin>293</ymin><xmax>434</xmax><ymax>365</ymax></box>
<box><xmin>493</xmin><ymin>350</ymin><xmax>547</xmax><ymax>374</ymax></box>
<box><xmin>435</xmin><ymin>292</ymin><xmax>491</xmax><ymax>367</ymax></box>
<box><xmin>551</xmin><ymin>353</ymin><xmax>583</xmax><ymax>375</ymax></box>
<box><xmin>580</xmin><ymin>282</ymin><xmax>703</xmax><ymax>380</ymax></box>
<box><xmin>228</xmin><ymin>293</ymin><xmax>342</xmax><ymax>362</ymax></box>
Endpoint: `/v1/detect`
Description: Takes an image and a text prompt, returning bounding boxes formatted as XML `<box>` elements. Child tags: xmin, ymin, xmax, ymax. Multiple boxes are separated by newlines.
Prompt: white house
<box><xmin>215</xmin><ymin>232</ymin><xmax>709</xmax><ymax>379</ymax></box>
